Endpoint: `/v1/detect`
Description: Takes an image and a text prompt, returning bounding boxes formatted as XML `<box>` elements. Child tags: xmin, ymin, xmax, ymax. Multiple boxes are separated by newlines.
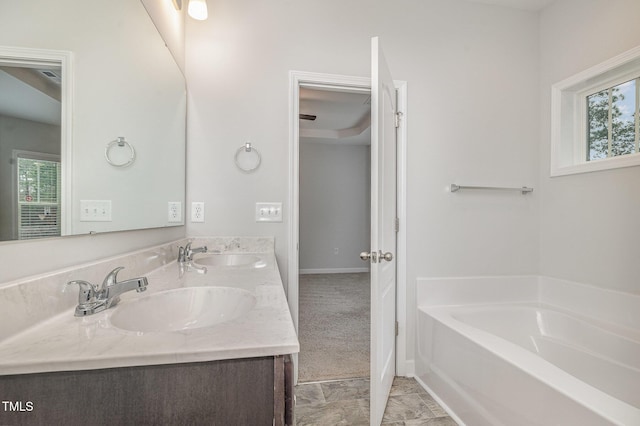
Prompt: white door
<box><xmin>368</xmin><ymin>36</ymin><xmax>397</xmax><ymax>426</ymax></box>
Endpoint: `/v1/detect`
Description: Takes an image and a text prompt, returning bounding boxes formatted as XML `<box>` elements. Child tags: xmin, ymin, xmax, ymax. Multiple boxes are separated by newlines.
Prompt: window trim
<box><xmin>551</xmin><ymin>45</ymin><xmax>640</xmax><ymax>177</ymax></box>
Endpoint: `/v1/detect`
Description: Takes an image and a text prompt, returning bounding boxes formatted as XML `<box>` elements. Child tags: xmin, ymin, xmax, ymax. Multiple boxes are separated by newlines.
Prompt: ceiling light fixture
<box><xmin>188</xmin><ymin>0</ymin><xmax>208</xmax><ymax>20</ymax></box>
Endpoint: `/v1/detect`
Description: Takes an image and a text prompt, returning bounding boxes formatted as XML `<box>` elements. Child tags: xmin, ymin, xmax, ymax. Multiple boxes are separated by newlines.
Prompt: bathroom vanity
<box><xmin>1</xmin><ymin>355</ymin><xmax>293</xmax><ymax>425</ymax></box>
<box><xmin>0</xmin><ymin>237</ymin><xmax>298</xmax><ymax>425</ymax></box>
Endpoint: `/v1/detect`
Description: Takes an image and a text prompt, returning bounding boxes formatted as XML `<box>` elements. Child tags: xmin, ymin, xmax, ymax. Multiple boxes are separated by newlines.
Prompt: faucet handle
<box><xmin>102</xmin><ymin>266</ymin><xmax>125</xmax><ymax>289</ymax></box>
<box><xmin>66</xmin><ymin>280</ymin><xmax>97</xmax><ymax>306</ymax></box>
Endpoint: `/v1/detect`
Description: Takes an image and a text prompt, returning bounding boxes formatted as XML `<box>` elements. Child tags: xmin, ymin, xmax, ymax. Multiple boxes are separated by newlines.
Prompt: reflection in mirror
<box><xmin>0</xmin><ymin>63</ymin><xmax>62</xmax><ymax>241</ymax></box>
<box><xmin>0</xmin><ymin>0</ymin><xmax>186</xmax><ymax>243</ymax></box>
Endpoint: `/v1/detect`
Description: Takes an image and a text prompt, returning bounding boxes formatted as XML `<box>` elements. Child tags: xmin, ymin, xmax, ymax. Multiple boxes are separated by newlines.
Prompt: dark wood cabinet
<box><xmin>0</xmin><ymin>355</ymin><xmax>294</xmax><ymax>425</ymax></box>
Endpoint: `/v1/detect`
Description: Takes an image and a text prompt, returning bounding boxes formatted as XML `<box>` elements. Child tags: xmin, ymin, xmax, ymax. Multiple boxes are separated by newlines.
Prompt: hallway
<box><xmin>298</xmin><ymin>273</ymin><xmax>370</xmax><ymax>382</ymax></box>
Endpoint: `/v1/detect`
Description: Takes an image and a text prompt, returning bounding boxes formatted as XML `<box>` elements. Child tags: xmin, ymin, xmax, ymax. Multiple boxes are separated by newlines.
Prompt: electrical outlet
<box><xmin>191</xmin><ymin>202</ymin><xmax>205</xmax><ymax>222</ymax></box>
<box><xmin>168</xmin><ymin>201</ymin><xmax>182</xmax><ymax>223</ymax></box>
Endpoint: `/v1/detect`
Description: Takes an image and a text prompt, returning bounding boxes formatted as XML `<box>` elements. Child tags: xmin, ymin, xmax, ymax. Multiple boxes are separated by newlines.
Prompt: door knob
<box><xmin>360</xmin><ymin>251</ymin><xmax>378</xmax><ymax>263</ymax></box>
<box><xmin>379</xmin><ymin>251</ymin><xmax>393</xmax><ymax>262</ymax></box>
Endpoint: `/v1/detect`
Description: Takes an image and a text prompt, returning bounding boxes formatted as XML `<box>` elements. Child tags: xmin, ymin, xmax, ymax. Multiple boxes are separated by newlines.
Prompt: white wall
<box><xmin>185</xmin><ymin>0</ymin><xmax>540</xmax><ymax>363</ymax></box>
<box><xmin>299</xmin><ymin>142</ymin><xmax>370</xmax><ymax>272</ymax></box>
<box><xmin>539</xmin><ymin>0</ymin><xmax>640</xmax><ymax>294</ymax></box>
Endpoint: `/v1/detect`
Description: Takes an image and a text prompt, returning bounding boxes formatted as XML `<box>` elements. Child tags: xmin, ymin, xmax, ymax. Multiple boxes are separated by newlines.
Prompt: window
<box><xmin>15</xmin><ymin>152</ymin><xmax>61</xmax><ymax>240</ymax></box>
<box><xmin>587</xmin><ymin>78</ymin><xmax>638</xmax><ymax>161</ymax></box>
<box><xmin>551</xmin><ymin>45</ymin><xmax>640</xmax><ymax>176</ymax></box>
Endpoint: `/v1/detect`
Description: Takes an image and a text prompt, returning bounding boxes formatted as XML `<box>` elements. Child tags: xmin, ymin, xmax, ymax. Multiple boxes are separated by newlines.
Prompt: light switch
<box><xmin>80</xmin><ymin>200</ymin><xmax>112</xmax><ymax>222</ymax></box>
<box><xmin>255</xmin><ymin>202</ymin><xmax>282</xmax><ymax>222</ymax></box>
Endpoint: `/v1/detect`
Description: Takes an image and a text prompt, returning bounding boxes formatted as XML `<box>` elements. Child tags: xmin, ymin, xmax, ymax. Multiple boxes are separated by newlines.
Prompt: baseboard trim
<box><xmin>398</xmin><ymin>359</ymin><xmax>415</xmax><ymax>377</ymax></box>
<box><xmin>299</xmin><ymin>267</ymin><xmax>369</xmax><ymax>275</ymax></box>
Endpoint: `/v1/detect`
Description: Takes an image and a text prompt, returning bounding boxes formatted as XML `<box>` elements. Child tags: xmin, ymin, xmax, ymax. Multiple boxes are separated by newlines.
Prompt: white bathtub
<box><xmin>415</xmin><ymin>276</ymin><xmax>640</xmax><ymax>426</ymax></box>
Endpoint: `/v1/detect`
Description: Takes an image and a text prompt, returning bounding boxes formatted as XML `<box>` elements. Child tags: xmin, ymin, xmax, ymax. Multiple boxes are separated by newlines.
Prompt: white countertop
<box><xmin>0</xmin><ymin>250</ymin><xmax>299</xmax><ymax>375</ymax></box>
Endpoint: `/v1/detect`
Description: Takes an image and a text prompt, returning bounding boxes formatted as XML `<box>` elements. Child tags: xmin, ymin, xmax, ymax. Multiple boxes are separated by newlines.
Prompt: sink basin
<box><xmin>193</xmin><ymin>254</ymin><xmax>266</xmax><ymax>268</ymax></box>
<box><xmin>109</xmin><ymin>287</ymin><xmax>256</xmax><ymax>333</ymax></box>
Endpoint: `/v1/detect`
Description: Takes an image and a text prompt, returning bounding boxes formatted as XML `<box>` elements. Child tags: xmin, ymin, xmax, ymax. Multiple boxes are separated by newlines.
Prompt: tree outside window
<box><xmin>587</xmin><ymin>79</ymin><xmax>638</xmax><ymax>161</ymax></box>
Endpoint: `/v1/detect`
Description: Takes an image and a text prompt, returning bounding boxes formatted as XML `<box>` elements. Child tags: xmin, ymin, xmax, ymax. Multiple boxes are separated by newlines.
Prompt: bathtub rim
<box><xmin>447</xmin><ymin>301</ymin><xmax>640</xmax><ymax>344</ymax></box>
<box><xmin>418</xmin><ymin>302</ymin><xmax>640</xmax><ymax>426</ymax></box>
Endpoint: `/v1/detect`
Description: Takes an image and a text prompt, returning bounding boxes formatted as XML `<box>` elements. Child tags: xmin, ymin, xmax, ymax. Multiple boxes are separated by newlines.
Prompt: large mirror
<box><xmin>0</xmin><ymin>0</ymin><xmax>186</xmax><ymax>242</ymax></box>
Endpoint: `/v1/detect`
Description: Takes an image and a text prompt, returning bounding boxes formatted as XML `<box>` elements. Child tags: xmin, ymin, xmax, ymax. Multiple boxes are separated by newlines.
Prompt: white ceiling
<box><xmin>0</xmin><ymin>70</ymin><xmax>61</xmax><ymax>126</ymax></box>
<box><xmin>463</xmin><ymin>0</ymin><xmax>556</xmax><ymax>11</ymax></box>
<box><xmin>299</xmin><ymin>87</ymin><xmax>371</xmax><ymax>146</ymax></box>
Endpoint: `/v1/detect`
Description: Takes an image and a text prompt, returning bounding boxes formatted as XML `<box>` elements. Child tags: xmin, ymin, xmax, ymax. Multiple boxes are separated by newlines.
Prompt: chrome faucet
<box><xmin>66</xmin><ymin>267</ymin><xmax>148</xmax><ymax>316</ymax></box>
<box><xmin>178</xmin><ymin>261</ymin><xmax>207</xmax><ymax>278</ymax></box>
<box><xmin>178</xmin><ymin>242</ymin><xmax>208</xmax><ymax>263</ymax></box>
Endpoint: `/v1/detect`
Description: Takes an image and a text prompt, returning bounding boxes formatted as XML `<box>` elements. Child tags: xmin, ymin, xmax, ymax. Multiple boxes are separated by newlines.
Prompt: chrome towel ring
<box><xmin>234</xmin><ymin>142</ymin><xmax>261</xmax><ymax>173</ymax></box>
<box><xmin>105</xmin><ymin>137</ymin><xmax>136</xmax><ymax>167</ymax></box>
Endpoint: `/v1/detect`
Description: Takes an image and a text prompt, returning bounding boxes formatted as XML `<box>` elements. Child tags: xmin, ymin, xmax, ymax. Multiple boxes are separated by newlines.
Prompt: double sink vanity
<box><xmin>0</xmin><ymin>3</ymin><xmax>297</xmax><ymax>424</ymax></box>
<box><xmin>0</xmin><ymin>237</ymin><xmax>299</xmax><ymax>425</ymax></box>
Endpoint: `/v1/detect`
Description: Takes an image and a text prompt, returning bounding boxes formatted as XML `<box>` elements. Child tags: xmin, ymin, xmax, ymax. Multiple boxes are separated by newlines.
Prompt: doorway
<box><xmin>287</xmin><ymin>70</ymin><xmax>409</xmax><ymax>386</ymax></box>
<box><xmin>297</xmin><ymin>86</ymin><xmax>372</xmax><ymax>382</ymax></box>
<box><xmin>0</xmin><ymin>47</ymin><xmax>72</xmax><ymax>241</ymax></box>
<box><xmin>287</xmin><ymin>66</ymin><xmax>413</xmax><ymax>424</ymax></box>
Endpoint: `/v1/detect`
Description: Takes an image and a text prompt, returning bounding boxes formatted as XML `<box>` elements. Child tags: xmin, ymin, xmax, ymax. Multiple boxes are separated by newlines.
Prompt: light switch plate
<box><xmin>255</xmin><ymin>202</ymin><xmax>282</xmax><ymax>222</ymax></box>
<box><xmin>80</xmin><ymin>200</ymin><xmax>112</xmax><ymax>222</ymax></box>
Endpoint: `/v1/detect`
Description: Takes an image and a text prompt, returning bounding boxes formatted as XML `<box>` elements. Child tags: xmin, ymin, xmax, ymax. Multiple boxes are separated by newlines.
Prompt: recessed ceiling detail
<box><xmin>299</xmin><ymin>87</ymin><xmax>371</xmax><ymax>145</ymax></box>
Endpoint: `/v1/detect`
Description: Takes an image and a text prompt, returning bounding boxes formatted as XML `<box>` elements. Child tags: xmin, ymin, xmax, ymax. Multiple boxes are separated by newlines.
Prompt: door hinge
<box><xmin>394</xmin><ymin>217</ymin><xmax>399</xmax><ymax>233</ymax></box>
<box><xmin>394</xmin><ymin>111</ymin><xmax>403</xmax><ymax>128</ymax></box>
<box><xmin>395</xmin><ymin>321</ymin><xmax>399</xmax><ymax>336</ymax></box>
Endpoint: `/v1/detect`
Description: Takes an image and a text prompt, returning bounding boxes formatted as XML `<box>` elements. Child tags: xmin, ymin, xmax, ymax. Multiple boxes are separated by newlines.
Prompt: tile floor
<box><xmin>295</xmin><ymin>377</ymin><xmax>458</xmax><ymax>425</ymax></box>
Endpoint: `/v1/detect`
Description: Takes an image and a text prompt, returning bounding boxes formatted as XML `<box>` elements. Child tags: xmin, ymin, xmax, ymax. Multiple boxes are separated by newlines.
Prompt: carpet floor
<box><xmin>298</xmin><ymin>272</ymin><xmax>370</xmax><ymax>382</ymax></box>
